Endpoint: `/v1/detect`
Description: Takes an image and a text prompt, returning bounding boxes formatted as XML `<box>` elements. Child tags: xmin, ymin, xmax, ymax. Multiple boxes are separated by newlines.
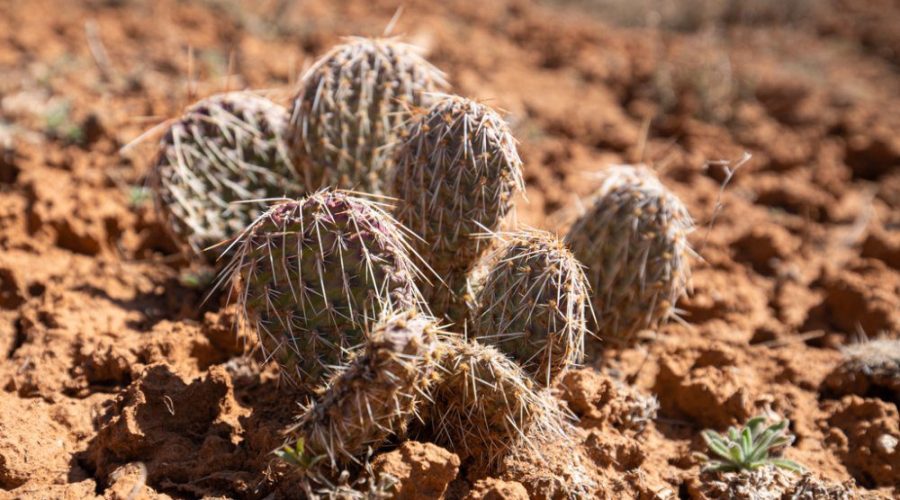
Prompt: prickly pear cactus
<box><xmin>565</xmin><ymin>165</ymin><xmax>693</xmax><ymax>345</ymax></box>
<box><xmin>290</xmin><ymin>312</ymin><xmax>438</xmax><ymax>467</ymax></box>
<box><xmin>392</xmin><ymin>95</ymin><xmax>525</xmax><ymax>320</ymax></box>
<box><xmin>225</xmin><ymin>190</ymin><xmax>425</xmax><ymax>388</ymax></box>
<box><xmin>289</xmin><ymin>37</ymin><xmax>447</xmax><ymax>194</ymax></box>
<box><xmin>425</xmin><ymin>337</ymin><xmax>569</xmax><ymax>473</ymax></box>
<box><xmin>152</xmin><ymin>91</ymin><xmax>302</xmax><ymax>260</ymax></box>
<box><xmin>470</xmin><ymin>229</ymin><xmax>591</xmax><ymax>386</ymax></box>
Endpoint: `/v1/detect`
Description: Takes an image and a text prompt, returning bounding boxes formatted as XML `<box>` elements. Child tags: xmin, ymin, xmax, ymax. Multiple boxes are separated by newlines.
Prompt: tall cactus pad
<box><xmin>226</xmin><ymin>190</ymin><xmax>425</xmax><ymax>388</ymax></box>
<box><xmin>289</xmin><ymin>37</ymin><xmax>447</xmax><ymax>194</ymax></box>
<box><xmin>565</xmin><ymin>165</ymin><xmax>693</xmax><ymax>345</ymax></box>
<box><xmin>426</xmin><ymin>337</ymin><xmax>568</xmax><ymax>473</ymax></box>
<box><xmin>152</xmin><ymin>92</ymin><xmax>301</xmax><ymax>260</ymax></box>
<box><xmin>471</xmin><ymin>229</ymin><xmax>590</xmax><ymax>386</ymax></box>
<box><xmin>393</xmin><ymin>95</ymin><xmax>525</xmax><ymax>319</ymax></box>
<box><xmin>291</xmin><ymin>312</ymin><xmax>438</xmax><ymax>467</ymax></box>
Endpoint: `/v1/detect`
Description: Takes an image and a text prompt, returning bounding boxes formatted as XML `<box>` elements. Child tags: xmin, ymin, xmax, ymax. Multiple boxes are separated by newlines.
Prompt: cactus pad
<box><xmin>425</xmin><ymin>337</ymin><xmax>569</xmax><ymax>472</ymax></box>
<box><xmin>225</xmin><ymin>190</ymin><xmax>425</xmax><ymax>388</ymax></box>
<box><xmin>393</xmin><ymin>95</ymin><xmax>525</xmax><ymax>319</ymax></box>
<box><xmin>152</xmin><ymin>91</ymin><xmax>301</xmax><ymax>260</ymax></box>
<box><xmin>471</xmin><ymin>229</ymin><xmax>591</xmax><ymax>385</ymax></box>
<box><xmin>290</xmin><ymin>311</ymin><xmax>438</xmax><ymax>467</ymax></box>
<box><xmin>289</xmin><ymin>37</ymin><xmax>447</xmax><ymax>194</ymax></box>
<box><xmin>565</xmin><ymin>165</ymin><xmax>693</xmax><ymax>345</ymax></box>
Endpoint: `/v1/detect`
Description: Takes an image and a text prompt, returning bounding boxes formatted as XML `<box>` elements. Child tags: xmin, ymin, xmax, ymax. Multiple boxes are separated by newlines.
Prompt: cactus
<box><xmin>151</xmin><ymin>91</ymin><xmax>302</xmax><ymax>261</ymax></box>
<box><xmin>470</xmin><ymin>229</ymin><xmax>591</xmax><ymax>386</ymax></box>
<box><xmin>392</xmin><ymin>95</ymin><xmax>525</xmax><ymax>320</ymax></box>
<box><xmin>224</xmin><ymin>190</ymin><xmax>426</xmax><ymax>388</ymax></box>
<box><xmin>824</xmin><ymin>339</ymin><xmax>900</xmax><ymax>401</ymax></box>
<box><xmin>289</xmin><ymin>37</ymin><xmax>447</xmax><ymax>194</ymax></box>
<box><xmin>287</xmin><ymin>312</ymin><xmax>438</xmax><ymax>468</ymax></box>
<box><xmin>565</xmin><ymin>165</ymin><xmax>693</xmax><ymax>345</ymax></box>
<box><xmin>424</xmin><ymin>337</ymin><xmax>569</xmax><ymax>472</ymax></box>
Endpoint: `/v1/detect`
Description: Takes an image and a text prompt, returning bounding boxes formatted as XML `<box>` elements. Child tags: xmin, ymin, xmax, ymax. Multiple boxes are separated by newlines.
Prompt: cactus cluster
<box><xmin>144</xmin><ymin>33</ymin><xmax>699</xmax><ymax>494</ymax></box>
<box><xmin>565</xmin><ymin>164</ymin><xmax>694</xmax><ymax>345</ymax></box>
<box><xmin>223</xmin><ymin>190</ymin><xmax>425</xmax><ymax>388</ymax></box>
<box><xmin>470</xmin><ymin>228</ymin><xmax>591</xmax><ymax>386</ymax></box>
<box><xmin>289</xmin><ymin>37</ymin><xmax>447</xmax><ymax>194</ymax></box>
<box><xmin>392</xmin><ymin>95</ymin><xmax>525</xmax><ymax>320</ymax></box>
<box><xmin>151</xmin><ymin>91</ymin><xmax>302</xmax><ymax>260</ymax></box>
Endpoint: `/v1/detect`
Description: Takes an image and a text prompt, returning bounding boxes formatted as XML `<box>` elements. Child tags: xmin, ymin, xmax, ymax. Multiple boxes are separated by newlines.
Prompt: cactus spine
<box><xmin>471</xmin><ymin>229</ymin><xmax>591</xmax><ymax>386</ymax></box>
<box><xmin>392</xmin><ymin>95</ymin><xmax>525</xmax><ymax>320</ymax></box>
<box><xmin>565</xmin><ymin>165</ymin><xmax>693</xmax><ymax>345</ymax></box>
<box><xmin>225</xmin><ymin>190</ymin><xmax>425</xmax><ymax>388</ymax></box>
<box><xmin>290</xmin><ymin>312</ymin><xmax>438</xmax><ymax>468</ymax></box>
<box><xmin>425</xmin><ymin>337</ymin><xmax>569</xmax><ymax>472</ymax></box>
<box><xmin>289</xmin><ymin>37</ymin><xmax>447</xmax><ymax>194</ymax></box>
<box><xmin>152</xmin><ymin>91</ymin><xmax>302</xmax><ymax>260</ymax></box>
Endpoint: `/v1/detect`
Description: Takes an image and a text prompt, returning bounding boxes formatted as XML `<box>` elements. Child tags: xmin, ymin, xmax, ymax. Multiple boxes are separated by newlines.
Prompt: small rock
<box><xmin>465</xmin><ymin>478</ymin><xmax>529</xmax><ymax>500</ymax></box>
<box><xmin>372</xmin><ymin>441</ymin><xmax>459</xmax><ymax>499</ymax></box>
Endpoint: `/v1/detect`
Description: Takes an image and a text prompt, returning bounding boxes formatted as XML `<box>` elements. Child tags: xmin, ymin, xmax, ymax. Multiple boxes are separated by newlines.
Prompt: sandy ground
<box><xmin>0</xmin><ymin>0</ymin><xmax>898</xmax><ymax>498</ymax></box>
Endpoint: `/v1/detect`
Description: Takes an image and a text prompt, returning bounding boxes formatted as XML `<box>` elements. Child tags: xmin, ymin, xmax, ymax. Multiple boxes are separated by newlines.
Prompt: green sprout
<box><xmin>128</xmin><ymin>185</ymin><xmax>151</xmax><ymax>208</ymax></box>
<box><xmin>275</xmin><ymin>437</ymin><xmax>323</xmax><ymax>469</ymax></box>
<box><xmin>696</xmin><ymin>416</ymin><xmax>804</xmax><ymax>473</ymax></box>
<box><xmin>178</xmin><ymin>268</ymin><xmax>215</xmax><ymax>289</ymax></box>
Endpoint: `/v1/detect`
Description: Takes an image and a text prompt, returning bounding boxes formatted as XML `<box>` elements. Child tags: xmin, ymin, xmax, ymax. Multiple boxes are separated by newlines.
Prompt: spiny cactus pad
<box><xmin>425</xmin><ymin>337</ymin><xmax>569</xmax><ymax>472</ymax></box>
<box><xmin>471</xmin><ymin>229</ymin><xmax>591</xmax><ymax>386</ymax></box>
<box><xmin>152</xmin><ymin>91</ymin><xmax>302</xmax><ymax>260</ymax></box>
<box><xmin>289</xmin><ymin>37</ymin><xmax>447</xmax><ymax>194</ymax></box>
<box><xmin>565</xmin><ymin>165</ymin><xmax>693</xmax><ymax>345</ymax></box>
<box><xmin>393</xmin><ymin>95</ymin><xmax>525</xmax><ymax>320</ymax></box>
<box><xmin>225</xmin><ymin>190</ymin><xmax>425</xmax><ymax>388</ymax></box>
<box><xmin>289</xmin><ymin>312</ymin><xmax>438</xmax><ymax>468</ymax></box>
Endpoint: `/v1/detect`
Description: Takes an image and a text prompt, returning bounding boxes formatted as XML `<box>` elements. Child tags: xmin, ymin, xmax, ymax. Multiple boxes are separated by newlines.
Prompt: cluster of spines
<box><xmin>565</xmin><ymin>164</ymin><xmax>694</xmax><ymax>345</ymax></box>
<box><xmin>423</xmin><ymin>336</ymin><xmax>570</xmax><ymax>473</ymax></box>
<box><xmin>824</xmin><ymin>338</ymin><xmax>900</xmax><ymax>400</ymax></box>
<box><xmin>222</xmin><ymin>190</ymin><xmax>426</xmax><ymax>389</ymax></box>
<box><xmin>392</xmin><ymin>95</ymin><xmax>525</xmax><ymax>320</ymax></box>
<box><xmin>470</xmin><ymin>228</ymin><xmax>591</xmax><ymax>386</ymax></box>
<box><xmin>152</xmin><ymin>91</ymin><xmax>302</xmax><ymax>261</ymax></box>
<box><xmin>289</xmin><ymin>311</ymin><xmax>438</xmax><ymax>468</ymax></box>
<box><xmin>289</xmin><ymin>37</ymin><xmax>447</xmax><ymax>194</ymax></box>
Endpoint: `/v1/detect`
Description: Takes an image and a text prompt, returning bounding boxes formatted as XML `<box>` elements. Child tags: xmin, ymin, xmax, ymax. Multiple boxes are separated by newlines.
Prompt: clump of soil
<box><xmin>0</xmin><ymin>0</ymin><xmax>899</xmax><ymax>498</ymax></box>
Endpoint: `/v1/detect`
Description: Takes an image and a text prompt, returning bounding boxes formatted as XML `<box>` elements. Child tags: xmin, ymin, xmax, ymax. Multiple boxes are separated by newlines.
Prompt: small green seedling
<box><xmin>696</xmin><ymin>416</ymin><xmax>803</xmax><ymax>473</ymax></box>
<box><xmin>275</xmin><ymin>437</ymin><xmax>323</xmax><ymax>469</ymax></box>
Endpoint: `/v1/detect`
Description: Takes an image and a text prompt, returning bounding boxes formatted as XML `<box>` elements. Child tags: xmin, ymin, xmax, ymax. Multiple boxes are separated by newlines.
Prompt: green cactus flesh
<box><xmin>289</xmin><ymin>37</ymin><xmax>447</xmax><ymax>194</ymax></box>
<box><xmin>290</xmin><ymin>311</ymin><xmax>438</xmax><ymax>468</ymax></box>
<box><xmin>393</xmin><ymin>95</ymin><xmax>525</xmax><ymax>320</ymax></box>
<box><xmin>425</xmin><ymin>337</ymin><xmax>568</xmax><ymax>473</ymax></box>
<box><xmin>153</xmin><ymin>91</ymin><xmax>302</xmax><ymax>261</ymax></box>
<box><xmin>471</xmin><ymin>229</ymin><xmax>591</xmax><ymax>386</ymax></box>
<box><xmin>226</xmin><ymin>190</ymin><xmax>425</xmax><ymax>388</ymax></box>
<box><xmin>565</xmin><ymin>165</ymin><xmax>693</xmax><ymax>345</ymax></box>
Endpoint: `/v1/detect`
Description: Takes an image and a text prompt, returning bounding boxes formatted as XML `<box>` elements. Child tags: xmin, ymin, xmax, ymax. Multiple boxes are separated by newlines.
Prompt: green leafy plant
<box><xmin>697</xmin><ymin>416</ymin><xmax>804</xmax><ymax>473</ymax></box>
<box><xmin>275</xmin><ymin>437</ymin><xmax>323</xmax><ymax>469</ymax></box>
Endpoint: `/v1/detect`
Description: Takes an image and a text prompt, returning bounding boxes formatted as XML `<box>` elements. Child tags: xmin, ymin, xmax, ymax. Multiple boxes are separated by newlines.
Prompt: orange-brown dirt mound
<box><xmin>1</xmin><ymin>0</ymin><xmax>898</xmax><ymax>498</ymax></box>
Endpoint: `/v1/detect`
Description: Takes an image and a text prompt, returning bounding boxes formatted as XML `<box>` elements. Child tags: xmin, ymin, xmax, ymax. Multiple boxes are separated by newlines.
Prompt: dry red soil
<box><xmin>0</xmin><ymin>0</ymin><xmax>898</xmax><ymax>498</ymax></box>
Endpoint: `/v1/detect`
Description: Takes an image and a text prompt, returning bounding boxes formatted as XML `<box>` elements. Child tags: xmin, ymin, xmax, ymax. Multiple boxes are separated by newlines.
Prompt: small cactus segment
<box><xmin>471</xmin><ymin>229</ymin><xmax>591</xmax><ymax>386</ymax></box>
<box><xmin>289</xmin><ymin>37</ymin><xmax>447</xmax><ymax>194</ymax></box>
<box><xmin>152</xmin><ymin>91</ymin><xmax>302</xmax><ymax>260</ymax></box>
<box><xmin>289</xmin><ymin>312</ymin><xmax>438</xmax><ymax>468</ymax></box>
<box><xmin>393</xmin><ymin>95</ymin><xmax>525</xmax><ymax>319</ymax></box>
<box><xmin>565</xmin><ymin>165</ymin><xmax>693</xmax><ymax>345</ymax></box>
<box><xmin>824</xmin><ymin>339</ymin><xmax>900</xmax><ymax>401</ymax></box>
<box><xmin>226</xmin><ymin>190</ymin><xmax>425</xmax><ymax>388</ymax></box>
<box><xmin>426</xmin><ymin>337</ymin><xmax>569</xmax><ymax>472</ymax></box>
